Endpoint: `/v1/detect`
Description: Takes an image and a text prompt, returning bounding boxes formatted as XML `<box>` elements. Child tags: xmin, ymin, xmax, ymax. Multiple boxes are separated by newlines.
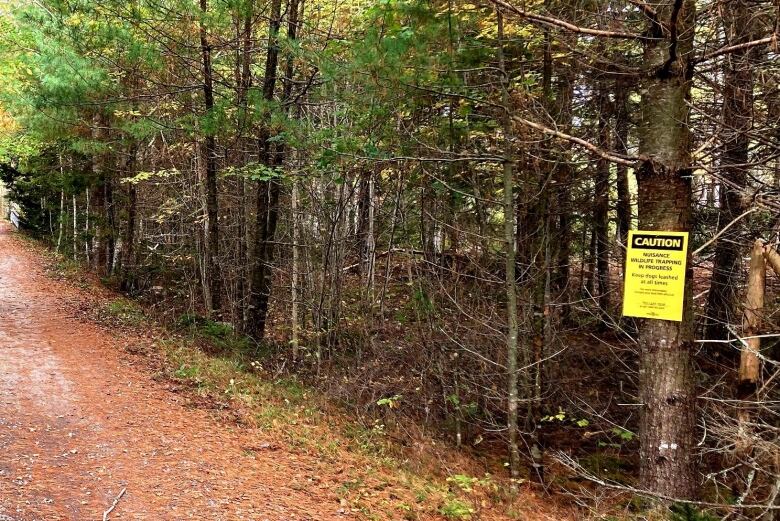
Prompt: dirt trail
<box><xmin>0</xmin><ymin>223</ymin><xmax>347</xmax><ymax>520</ymax></box>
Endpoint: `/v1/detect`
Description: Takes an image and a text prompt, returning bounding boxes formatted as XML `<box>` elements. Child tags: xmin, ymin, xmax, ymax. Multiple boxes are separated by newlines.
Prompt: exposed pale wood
<box><xmin>736</xmin><ymin>239</ymin><xmax>766</xmax><ymax>456</ymax></box>
<box><xmin>740</xmin><ymin>239</ymin><xmax>765</xmax><ymax>387</ymax></box>
<box><xmin>763</xmin><ymin>243</ymin><xmax>780</xmax><ymax>276</ymax></box>
<box><xmin>102</xmin><ymin>487</ymin><xmax>127</xmax><ymax>521</ymax></box>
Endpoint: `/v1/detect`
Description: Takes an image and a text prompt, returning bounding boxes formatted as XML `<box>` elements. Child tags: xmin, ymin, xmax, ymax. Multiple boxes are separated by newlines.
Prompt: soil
<box><xmin>0</xmin><ymin>222</ymin><xmax>350</xmax><ymax>520</ymax></box>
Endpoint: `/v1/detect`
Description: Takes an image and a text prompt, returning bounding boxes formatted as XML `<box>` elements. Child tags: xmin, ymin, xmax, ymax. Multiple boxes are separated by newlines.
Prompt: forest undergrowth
<box><xmin>28</xmin><ymin>229</ymin><xmax>752</xmax><ymax>521</ymax></box>
<box><xmin>23</xmin><ymin>234</ymin><xmax>582</xmax><ymax>521</ymax></box>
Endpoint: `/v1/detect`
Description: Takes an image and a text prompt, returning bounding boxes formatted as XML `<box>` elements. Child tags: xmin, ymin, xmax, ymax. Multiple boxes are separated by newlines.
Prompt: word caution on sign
<box><xmin>622</xmin><ymin>230</ymin><xmax>689</xmax><ymax>322</ymax></box>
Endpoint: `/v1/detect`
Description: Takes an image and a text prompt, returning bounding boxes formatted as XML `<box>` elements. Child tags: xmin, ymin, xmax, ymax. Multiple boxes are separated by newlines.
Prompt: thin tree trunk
<box><xmin>366</xmin><ymin>173</ymin><xmax>376</xmax><ymax>298</ymax></box>
<box><xmin>356</xmin><ymin>170</ymin><xmax>371</xmax><ymax>273</ymax></box>
<box><xmin>552</xmin><ymin>61</ymin><xmax>575</xmax><ymax>316</ymax></box>
<box><xmin>85</xmin><ymin>188</ymin><xmax>90</xmax><ymax>263</ymax></box>
<box><xmin>199</xmin><ymin>0</ymin><xmax>221</xmax><ymax>315</ymax></box>
<box><xmin>234</xmin><ymin>2</ymin><xmax>254</xmax><ymax>330</ymax></box>
<box><xmin>586</xmin><ymin>226</ymin><xmax>596</xmax><ymax>296</ymax></box>
<box><xmin>496</xmin><ymin>8</ymin><xmax>520</xmax><ymax>491</ymax></box>
<box><xmin>56</xmin><ymin>188</ymin><xmax>64</xmax><ymax>253</ymax></box>
<box><xmin>121</xmin><ymin>182</ymin><xmax>138</xmax><ymax>292</ymax></box>
<box><xmin>291</xmin><ymin>180</ymin><xmax>300</xmax><ymax>360</ymax></box>
<box><xmin>420</xmin><ymin>181</ymin><xmax>436</xmax><ymax>264</ymax></box>
<box><xmin>248</xmin><ymin>0</ymin><xmax>295</xmax><ymax>339</ymax></box>
<box><xmin>614</xmin><ymin>80</ymin><xmax>632</xmax><ymax>253</ymax></box>
<box><xmin>72</xmin><ymin>194</ymin><xmax>77</xmax><ymax>260</ymax></box>
<box><xmin>705</xmin><ymin>0</ymin><xmax>754</xmax><ymax>345</ymax></box>
<box><xmin>105</xmin><ymin>174</ymin><xmax>116</xmax><ymax>274</ymax></box>
<box><xmin>736</xmin><ymin>239</ymin><xmax>765</xmax><ymax>455</ymax></box>
<box><xmin>90</xmin><ymin>113</ymin><xmax>112</xmax><ymax>273</ymax></box>
<box><xmin>595</xmin><ymin>85</ymin><xmax>611</xmax><ymax>315</ymax></box>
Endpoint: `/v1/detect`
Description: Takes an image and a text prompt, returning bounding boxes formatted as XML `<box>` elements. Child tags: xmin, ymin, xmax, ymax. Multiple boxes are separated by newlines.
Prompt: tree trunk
<box><xmin>636</xmin><ymin>0</ymin><xmax>698</xmax><ymax>499</ymax></box>
<box><xmin>91</xmin><ymin>115</ymin><xmax>108</xmax><ymax>273</ymax></box>
<box><xmin>496</xmin><ymin>8</ymin><xmax>521</xmax><ymax>491</ymax></box>
<box><xmin>551</xmin><ymin>38</ymin><xmax>575</xmax><ymax>318</ymax></box>
<box><xmin>85</xmin><ymin>188</ymin><xmax>91</xmax><ymax>262</ymax></box>
<box><xmin>105</xmin><ymin>174</ymin><xmax>116</xmax><ymax>274</ymax></box>
<box><xmin>614</xmin><ymin>79</ymin><xmax>632</xmax><ymax>253</ymax></box>
<box><xmin>586</xmin><ymin>225</ymin><xmax>596</xmax><ymax>296</ymax></box>
<box><xmin>291</xmin><ymin>180</ymin><xmax>300</xmax><ymax>360</ymax></box>
<box><xmin>120</xmin><ymin>182</ymin><xmax>137</xmax><ymax>292</ymax></box>
<box><xmin>233</xmin><ymin>4</ymin><xmax>254</xmax><ymax>330</ymax></box>
<box><xmin>355</xmin><ymin>170</ymin><xmax>372</xmax><ymax>274</ymax></box>
<box><xmin>420</xmin><ymin>181</ymin><xmax>436</xmax><ymax>264</ymax></box>
<box><xmin>704</xmin><ymin>0</ymin><xmax>754</xmax><ymax>345</ymax></box>
<box><xmin>56</xmin><ymin>189</ymin><xmax>64</xmax><ymax>253</ymax></box>
<box><xmin>736</xmin><ymin>239</ymin><xmax>765</xmax><ymax>455</ymax></box>
<box><xmin>764</xmin><ymin>243</ymin><xmax>780</xmax><ymax>276</ymax></box>
<box><xmin>247</xmin><ymin>0</ymin><xmax>285</xmax><ymax>339</ymax></box>
<box><xmin>595</xmin><ymin>85</ymin><xmax>611</xmax><ymax>315</ymax></box>
<box><xmin>199</xmin><ymin>0</ymin><xmax>222</xmax><ymax>315</ymax></box>
<box><xmin>72</xmin><ymin>194</ymin><xmax>77</xmax><ymax>260</ymax></box>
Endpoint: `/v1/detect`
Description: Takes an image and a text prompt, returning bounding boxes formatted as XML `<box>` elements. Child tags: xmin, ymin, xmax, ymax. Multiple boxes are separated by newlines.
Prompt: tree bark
<box><xmin>291</xmin><ymin>180</ymin><xmax>300</xmax><ymax>360</ymax></box>
<box><xmin>550</xmin><ymin>36</ymin><xmax>575</xmax><ymax>317</ymax></box>
<box><xmin>91</xmin><ymin>114</ymin><xmax>110</xmax><ymax>274</ymax></box>
<box><xmin>72</xmin><ymin>194</ymin><xmax>77</xmax><ymax>260</ymax></box>
<box><xmin>595</xmin><ymin>85</ymin><xmax>611</xmax><ymax>315</ymax></box>
<box><xmin>704</xmin><ymin>0</ymin><xmax>754</xmax><ymax>345</ymax></box>
<box><xmin>56</xmin><ymin>189</ymin><xmax>64</xmax><ymax>253</ymax></box>
<box><xmin>120</xmin><ymin>182</ymin><xmax>137</xmax><ymax>292</ymax></box>
<box><xmin>496</xmin><ymin>9</ymin><xmax>521</xmax><ymax>491</ymax></box>
<box><xmin>199</xmin><ymin>0</ymin><xmax>222</xmax><ymax>315</ymax></box>
<box><xmin>105</xmin><ymin>173</ymin><xmax>116</xmax><ymax>274</ymax></box>
<box><xmin>120</xmin><ymin>143</ymin><xmax>140</xmax><ymax>293</ymax></box>
<box><xmin>234</xmin><ymin>0</ymin><xmax>254</xmax><ymax>330</ymax></box>
<box><xmin>736</xmin><ymin>239</ymin><xmax>765</xmax><ymax>455</ymax></box>
<box><xmin>420</xmin><ymin>182</ymin><xmax>436</xmax><ymax>264</ymax></box>
<box><xmin>614</xmin><ymin>79</ymin><xmax>632</xmax><ymax>253</ymax></box>
<box><xmin>247</xmin><ymin>0</ymin><xmax>287</xmax><ymax>338</ymax></box>
<box><xmin>636</xmin><ymin>0</ymin><xmax>698</xmax><ymax>500</ymax></box>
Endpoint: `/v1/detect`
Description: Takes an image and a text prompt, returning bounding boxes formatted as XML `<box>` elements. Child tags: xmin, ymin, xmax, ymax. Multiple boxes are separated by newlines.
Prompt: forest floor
<box><xmin>0</xmin><ymin>221</ymin><xmax>569</xmax><ymax>521</ymax></box>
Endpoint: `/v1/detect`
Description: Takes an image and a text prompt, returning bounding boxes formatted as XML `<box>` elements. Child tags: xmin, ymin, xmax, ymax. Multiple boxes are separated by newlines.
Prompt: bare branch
<box><xmin>512</xmin><ymin>116</ymin><xmax>637</xmax><ymax>165</ymax></box>
<box><xmin>692</xmin><ymin>208</ymin><xmax>759</xmax><ymax>256</ymax></box>
<box><xmin>698</xmin><ymin>35</ymin><xmax>777</xmax><ymax>63</ymax></box>
<box><xmin>489</xmin><ymin>0</ymin><xmax>650</xmax><ymax>40</ymax></box>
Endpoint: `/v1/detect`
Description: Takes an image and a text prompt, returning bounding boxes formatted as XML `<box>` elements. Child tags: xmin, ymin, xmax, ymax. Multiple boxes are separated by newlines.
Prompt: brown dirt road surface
<box><xmin>0</xmin><ymin>222</ymin><xmax>350</xmax><ymax>520</ymax></box>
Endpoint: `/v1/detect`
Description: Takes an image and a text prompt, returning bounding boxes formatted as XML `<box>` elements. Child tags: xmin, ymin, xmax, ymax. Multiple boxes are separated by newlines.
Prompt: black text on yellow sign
<box><xmin>622</xmin><ymin>231</ymin><xmax>689</xmax><ymax>322</ymax></box>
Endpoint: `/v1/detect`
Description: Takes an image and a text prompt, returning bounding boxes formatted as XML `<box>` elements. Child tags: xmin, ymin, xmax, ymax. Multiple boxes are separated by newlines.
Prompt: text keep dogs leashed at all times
<box><xmin>623</xmin><ymin>231</ymin><xmax>689</xmax><ymax>322</ymax></box>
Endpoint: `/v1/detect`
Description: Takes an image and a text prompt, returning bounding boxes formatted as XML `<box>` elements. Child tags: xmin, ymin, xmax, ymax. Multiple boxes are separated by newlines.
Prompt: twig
<box><xmin>698</xmin><ymin>35</ymin><xmax>776</xmax><ymax>63</ymax></box>
<box><xmin>103</xmin><ymin>487</ymin><xmax>127</xmax><ymax>521</ymax></box>
<box><xmin>554</xmin><ymin>451</ymin><xmax>780</xmax><ymax>509</ymax></box>
<box><xmin>692</xmin><ymin>208</ymin><xmax>758</xmax><ymax>256</ymax></box>
<box><xmin>489</xmin><ymin>0</ymin><xmax>649</xmax><ymax>40</ymax></box>
<box><xmin>512</xmin><ymin>116</ymin><xmax>637</xmax><ymax>166</ymax></box>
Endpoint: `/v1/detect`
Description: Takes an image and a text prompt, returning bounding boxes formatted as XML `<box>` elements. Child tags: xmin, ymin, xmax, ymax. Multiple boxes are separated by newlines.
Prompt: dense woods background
<box><xmin>1</xmin><ymin>0</ymin><xmax>779</xmax><ymax>517</ymax></box>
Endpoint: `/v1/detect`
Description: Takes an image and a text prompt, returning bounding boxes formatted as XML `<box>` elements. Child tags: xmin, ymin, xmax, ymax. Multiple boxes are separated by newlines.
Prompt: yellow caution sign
<box><xmin>622</xmin><ymin>230</ymin><xmax>689</xmax><ymax>322</ymax></box>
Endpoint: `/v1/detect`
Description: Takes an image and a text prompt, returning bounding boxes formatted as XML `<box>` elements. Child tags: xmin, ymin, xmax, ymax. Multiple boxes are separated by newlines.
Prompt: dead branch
<box><xmin>698</xmin><ymin>35</ymin><xmax>777</xmax><ymax>63</ymax></box>
<box><xmin>489</xmin><ymin>0</ymin><xmax>649</xmax><ymax>40</ymax></box>
<box><xmin>103</xmin><ymin>487</ymin><xmax>127</xmax><ymax>521</ymax></box>
<box><xmin>512</xmin><ymin>116</ymin><xmax>637</xmax><ymax>166</ymax></box>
